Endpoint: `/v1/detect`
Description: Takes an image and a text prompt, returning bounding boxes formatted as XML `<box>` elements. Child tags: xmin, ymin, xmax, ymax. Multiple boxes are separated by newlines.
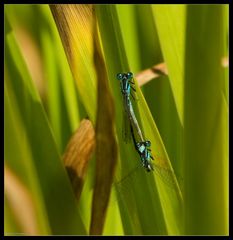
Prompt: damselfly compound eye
<box><xmin>117</xmin><ymin>73</ymin><xmax>123</xmax><ymax>80</ymax></box>
<box><xmin>127</xmin><ymin>72</ymin><xmax>133</xmax><ymax>79</ymax></box>
<box><xmin>145</xmin><ymin>141</ymin><xmax>151</xmax><ymax>147</ymax></box>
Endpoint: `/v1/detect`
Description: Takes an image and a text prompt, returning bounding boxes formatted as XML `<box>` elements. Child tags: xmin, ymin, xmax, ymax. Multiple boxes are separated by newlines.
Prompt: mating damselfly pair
<box><xmin>117</xmin><ymin>72</ymin><xmax>154</xmax><ymax>172</ymax></box>
<box><xmin>116</xmin><ymin>72</ymin><xmax>180</xmax><ymax>190</ymax></box>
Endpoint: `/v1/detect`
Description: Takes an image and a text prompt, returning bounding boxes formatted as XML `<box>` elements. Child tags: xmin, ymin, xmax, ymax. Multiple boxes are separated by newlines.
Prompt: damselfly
<box><xmin>117</xmin><ymin>72</ymin><xmax>144</xmax><ymax>142</ymax></box>
<box><xmin>128</xmin><ymin>124</ymin><xmax>180</xmax><ymax>187</ymax></box>
<box><xmin>130</xmin><ymin>124</ymin><xmax>154</xmax><ymax>172</ymax></box>
<box><xmin>115</xmin><ymin>72</ymin><xmax>181</xmax><ymax>195</ymax></box>
<box><xmin>117</xmin><ymin>72</ymin><xmax>154</xmax><ymax>172</ymax></box>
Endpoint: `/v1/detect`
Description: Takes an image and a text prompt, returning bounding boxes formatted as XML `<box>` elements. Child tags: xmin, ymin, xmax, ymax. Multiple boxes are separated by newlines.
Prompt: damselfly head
<box><xmin>136</xmin><ymin>141</ymin><xmax>151</xmax><ymax>150</ymax></box>
<box><xmin>117</xmin><ymin>72</ymin><xmax>133</xmax><ymax>81</ymax></box>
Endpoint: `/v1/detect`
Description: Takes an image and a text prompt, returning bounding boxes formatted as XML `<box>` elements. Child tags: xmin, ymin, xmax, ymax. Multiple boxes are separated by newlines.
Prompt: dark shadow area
<box><xmin>66</xmin><ymin>166</ymin><xmax>83</xmax><ymax>201</ymax></box>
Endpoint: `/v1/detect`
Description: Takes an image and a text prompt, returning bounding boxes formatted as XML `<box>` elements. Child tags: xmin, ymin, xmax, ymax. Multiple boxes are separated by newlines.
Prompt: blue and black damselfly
<box><xmin>130</xmin><ymin>124</ymin><xmax>154</xmax><ymax>172</ymax></box>
<box><xmin>117</xmin><ymin>72</ymin><xmax>144</xmax><ymax>143</ymax></box>
<box><xmin>116</xmin><ymin>72</ymin><xmax>181</xmax><ymax>188</ymax></box>
<box><xmin>117</xmin><ymin>72</ymin><xmax>153</xmax><ymax>172</ymax></box>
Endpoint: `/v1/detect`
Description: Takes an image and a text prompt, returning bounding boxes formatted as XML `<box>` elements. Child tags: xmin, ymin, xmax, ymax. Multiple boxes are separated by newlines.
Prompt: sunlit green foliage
<box><xmin>4</xmin><ymin>4</ymin><xmax>228</xmax><ymax>236</ymax></box>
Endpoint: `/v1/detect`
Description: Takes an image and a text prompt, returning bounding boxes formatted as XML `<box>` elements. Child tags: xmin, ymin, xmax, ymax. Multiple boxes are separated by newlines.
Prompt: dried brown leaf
<box><xmin>135</xmin><ymin>62</ymin><xmax>168</xmax><ymax>87</ymax></box>
<box><xmin>136</xmin><ymin>56</ymin><xmax>228</xmax><ymax>87</ymax></box>
<box><xmin>63</xmin><ymin>119</ymin><xmax>95</xmax><ymax>201</ymax></box>
<box><xmin>89</xmin><ymin>16</ymin><xmax>118</xmax><ymax>235</ymax></box>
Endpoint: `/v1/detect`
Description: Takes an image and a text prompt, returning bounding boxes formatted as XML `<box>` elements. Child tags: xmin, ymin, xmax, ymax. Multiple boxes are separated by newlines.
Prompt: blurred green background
<box><xmin>4</xmin><ymin>4</ymin><xmax>228</xmax><ymax>236</ymax></box>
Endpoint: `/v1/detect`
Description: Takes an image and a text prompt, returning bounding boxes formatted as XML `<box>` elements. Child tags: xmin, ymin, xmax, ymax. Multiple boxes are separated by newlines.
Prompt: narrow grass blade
<box><xmin>151</xmin><ymin>4</ymin><xmax>185</xmax><ymax>189</ymax></box>
<box><xmin>184</xmin><ymin>5</ymin><xmax>228</xmax><ymax>235</ymax></box>
<box><xmin>50</xmin><ymin>5</ymin><xmax>96</xmax><ymax>121</ymax></box>
<box><xmin>4</xmin><ymin>14</ymin><xmax>86</xmax><ymax>235</ymax></box>
<box><xmin>96</xmin><ymin>4</ymin><xmax>183</xmax><ymax>235</ymax></box>
<box><xmin>90</xmin><ymin>17</ymin><xmax>118</xmax><ymax>235</ymax></box>
<box><xmin>5</xmin><ymin>5</ymin><xmax>81</xmax><ymax>153</ymax></box>
<box><xmin>152</xmin><ymin>5</ymin><xmax>186</xmax><ymax>125</ymax></box>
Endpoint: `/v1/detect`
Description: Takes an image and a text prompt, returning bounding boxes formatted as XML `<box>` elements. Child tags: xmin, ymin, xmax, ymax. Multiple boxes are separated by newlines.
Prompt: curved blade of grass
<box><xmin>116</xmin><ymin>4</ymin><xmax>141</xmax><ymax>72</ymax></box>
<box><xmin>5</xmin><ymin>37</ymin><xmax>50</xmax><ymax>236</ymax></box>
<box><xmin>5</xmin><ymin>5</ymin><xmax>81</xmax><ymax>154</ymax></box>
<box><xmin>50</xmin><ymin>5</ymin><xmax>119</xmax><ymax>235</ymax></box>
<box><xmin>49</xmin><ymin>5</ymin><xmax>104</xmax><ymax>233</ymax></box>
<box><xmin>151</xmin><ymin>4</ymin><xmax>185</xmax><ymax>190</ymax></box>
<box><xmin>152</xmin><ymin>5</ymin><xmax>186</xmax><ymax>125</ymax></box>
<box><xmin>50</xmin><ymin>4</ymin><xmax>96</xmax><ymax>121</ymax></box>
<box><xmin>184</xmin><ymin>5</ymin><xmax>228</xmax><ymax>235</ymax></box>
<box><xmin>135</xmin><ymin>79</ymin><xmax>183</xmax><ymax>234</ymax></box>
<box><xmin>4</xmin><ymin>15</ymin><xmax>86</xmax><ymax>235</ymax></box>
<box><xmin>116</xmin><ymin>4</ymin><xmax>163</xmax><ymax>72</ymax></box>
<box><xmin>96</xmin><ymin>4</ymin><xmax>183</xmax><ymax>235</ymax></box>
<box><xmin>41</xmin><ymin>5</ymin><xmax>81</xmax><ymax>152</ymax></box>
<box><xmin>42</xmin><ymin>5</ymin><xmax>81</xmax><ymax>130</ymax></box>
<box><xmin>5</xmin><ymin>83</ymin><xmax>50</xmax><ymax>235</ymax></box>
<box><xmin>90</xmin><ymin>19</ymin><xmax>118</xmax><ymax>235</ymax></box>
<box><xmin>134</xmin><ymin>4</ymin><xmax>163</xmax><ymax>68</ymax></box>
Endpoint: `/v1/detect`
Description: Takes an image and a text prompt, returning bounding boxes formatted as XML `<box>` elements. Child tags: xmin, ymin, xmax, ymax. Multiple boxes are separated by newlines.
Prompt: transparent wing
<box><xmin>114</xmin><ymin>155</ymin><xmax>182</xmax><ymax>199</ymax></box>
<box><xmin>152</xmin><ymin>162</ymin><xmax>178</xmax><ymax>188</ymax></box>
<box><xmin>129</xmin><ymin>77</ymin><xmax>138</xmax><ymax>101</ymax></box>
